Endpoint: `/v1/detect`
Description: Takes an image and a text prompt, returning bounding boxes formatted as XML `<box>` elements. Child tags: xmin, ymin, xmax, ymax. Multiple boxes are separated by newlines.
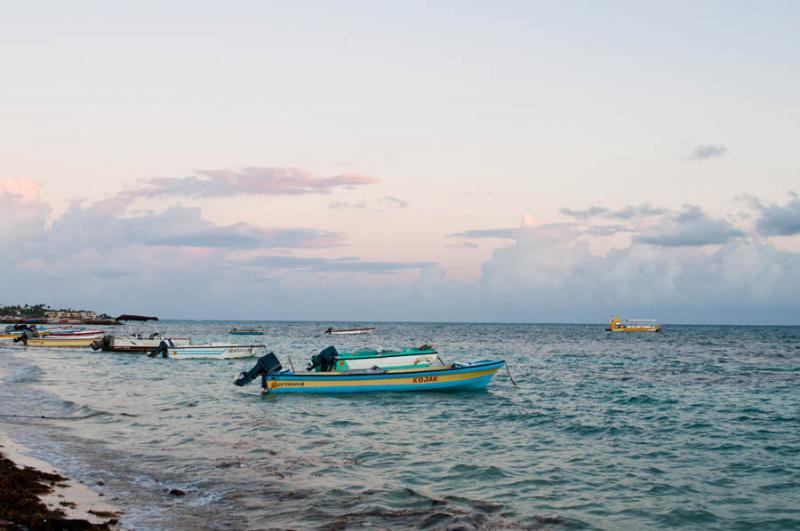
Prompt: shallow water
<box><xmin>1</xmin><ymin>322</ymin><xmax>799</xmax><ymax>529</ymax></box>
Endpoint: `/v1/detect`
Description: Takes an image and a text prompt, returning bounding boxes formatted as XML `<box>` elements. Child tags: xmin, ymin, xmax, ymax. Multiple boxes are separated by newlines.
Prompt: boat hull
<box><xmin>167</xmin><ymin>344</ymin><xmax>266</xmax><ymax>360</ymax></box>
<box><xmin>325</xmin><ymin>327</ymin><xmax>376</xmax><ymax>335</ymax></box>
<box><xmin>608</xmin><ymin>326</ymin><xmax>662</xmax><ymax>332</ymax></box>
<box><xmin>99</xmin><ymin>336</ymin><xmax>192</xmax><ymax>352</ymax></box>
<box><xmin>336</xmin><ymin>351</ymin><xmax>441</xmax><ymax>371</ymax></box>
<box><xmin>25</xmin><ymin>337</ymin><xmax>99</xmax><ymax>347</ymax></box>
<box><xmin>263</xmin><ymin>360</ymin><xmax>504</xmax><ymax>394</ymax></box>
<box><xmin>45</xmin><ymin>330</ymin><xmax>105</xmax><ymax>338</ymax></box>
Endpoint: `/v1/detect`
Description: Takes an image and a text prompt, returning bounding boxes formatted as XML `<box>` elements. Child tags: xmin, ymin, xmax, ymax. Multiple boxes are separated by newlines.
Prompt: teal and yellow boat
<box><xmin>235</xmin><ymin>353</ymin><xmax>505</xmax><ymax>394</ymax></box>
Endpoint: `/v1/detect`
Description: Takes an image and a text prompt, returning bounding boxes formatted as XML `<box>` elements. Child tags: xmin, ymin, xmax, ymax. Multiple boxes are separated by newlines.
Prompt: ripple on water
<box><xmin>1</xmin><ymin>322</ymin><xmax>799</xmax><ymax>529</ymax></box>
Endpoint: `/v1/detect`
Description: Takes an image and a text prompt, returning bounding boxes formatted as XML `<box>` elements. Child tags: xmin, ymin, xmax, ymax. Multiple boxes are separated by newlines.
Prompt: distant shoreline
<box><xmin>0</xmin><ymin>318</ymin><xmax>121</xmax><ymax>326</ymax></box>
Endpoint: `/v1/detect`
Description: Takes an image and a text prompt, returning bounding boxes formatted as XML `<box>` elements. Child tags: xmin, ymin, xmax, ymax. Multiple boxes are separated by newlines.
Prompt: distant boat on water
<box><xmin>607</xmin><ymin>316</ymin><xmax>662</xmax><ymax>333</ymax></box>
<box><xmin>324</xmin><ymin>326</ymin><xmax>376</xmax><ymax>335</ymax></box>
<box><xmin>229</xmin><ymin>328</ymin><xmax>265</xmax><ymax>336</ymax></box>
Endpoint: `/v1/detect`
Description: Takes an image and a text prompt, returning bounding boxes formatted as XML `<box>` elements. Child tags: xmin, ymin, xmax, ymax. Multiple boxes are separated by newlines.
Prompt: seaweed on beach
<box><xmin>0</xmin><ymin>451</ymin><xmax>112</xmax><ymax>530</ymax></box>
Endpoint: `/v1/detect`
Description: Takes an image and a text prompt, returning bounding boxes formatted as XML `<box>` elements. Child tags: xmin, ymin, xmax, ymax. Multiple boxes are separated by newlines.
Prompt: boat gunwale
<box><xmin>267</xmin><ymin>359</ymin><xmax>505</xmax><ymax>380</ymax></box>
<box><xmin>165</xmin><ymin>344</ymin><xmax>267</xmax><ymax>350</ymax></box>
<box><xmin>337</xmin><ymin>348</ymin><xmax>437</xmax><ymax>360</ymax></box>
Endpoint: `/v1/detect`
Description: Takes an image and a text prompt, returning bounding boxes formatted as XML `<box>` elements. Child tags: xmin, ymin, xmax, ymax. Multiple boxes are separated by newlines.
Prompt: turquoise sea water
<box><xmin>1</xmin><ymin>322</ymin><xmax>799</xmax><ymax>529</ymax></box>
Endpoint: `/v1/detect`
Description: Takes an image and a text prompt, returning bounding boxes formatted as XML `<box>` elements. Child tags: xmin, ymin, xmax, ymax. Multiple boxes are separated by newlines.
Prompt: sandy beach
<box><xmin>0</xmin><ymin>433</ymin><xmax>121</xmax><ymax>529</ymax></box>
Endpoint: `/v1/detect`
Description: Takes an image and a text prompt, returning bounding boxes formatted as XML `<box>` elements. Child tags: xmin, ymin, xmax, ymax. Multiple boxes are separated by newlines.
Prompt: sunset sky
<box><xmin>2</xmin><ymin>2</ymin><xmax>799</xmax><ymax>323</ymax></box>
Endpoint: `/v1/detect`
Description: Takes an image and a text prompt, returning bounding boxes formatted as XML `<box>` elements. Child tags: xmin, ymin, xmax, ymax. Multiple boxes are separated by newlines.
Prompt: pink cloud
<box><xmin>126</xmin><ymin>166</ymin><xmax>379</xmax><ymax>198</ymax></box>
<box><xmin>0</xmin><ymin>178</ymin><xmax>41</xmax><ymax>202</ymax></box>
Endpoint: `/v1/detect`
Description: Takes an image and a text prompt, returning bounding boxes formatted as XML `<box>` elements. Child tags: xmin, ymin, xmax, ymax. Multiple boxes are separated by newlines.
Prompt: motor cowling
<box><xmin>148</xmin><ymin>340</ymin><xmax>169</xmax><ymax>358</ymax></box>
<box><xmin>91</xmin><ymin>335</ymin><xmax>111</xmax><ymax>351</ymax></box>
<box><xmin>234</xmin><ymin>353</ymin><xmax>283</xmax><ymax>387</ymax></box>
<box><xmin>306</xmin><ymin>346</ymin><xmax>338</xmax><ymax>372</ymax></box>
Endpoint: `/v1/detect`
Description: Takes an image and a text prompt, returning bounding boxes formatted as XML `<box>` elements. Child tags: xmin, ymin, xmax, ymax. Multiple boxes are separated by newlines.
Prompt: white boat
<box><xmin>92</xmin><ymin>334</ymin><xmax>192</xmax><ymax>352</ymax></box>
<box><xmin>308</xmin><ymin>346</ymin><xmax>444</xmax><ymax>371</ymax></box>
<box><xmin>44</xmin><ymin>329</ymin><xmax>106</xmax><ymax>338</ymax></box>
<box><xmin>324</xmin><ymin>326</ymin><xmax>376</xmax><ymax>335</ymax></box>
<box><xmin>149</xmin><ymin>341</ymin><xmax>267</xmax><ymax>360</ymax></box>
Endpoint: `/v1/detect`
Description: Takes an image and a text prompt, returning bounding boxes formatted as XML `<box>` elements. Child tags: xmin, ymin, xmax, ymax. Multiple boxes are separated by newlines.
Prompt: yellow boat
<box><xmin>23</xmin><ymin>336</ymin><xmax>100</xmax><ymax>347</ymax></box>
<box><xmin>0</xmin><ymin>325</ymin><xmax>39</xmax><ymax>340</ymax></box>
<box><xmin>607</xmin><ymin>316</ymin><xmax>662</xmax><ymax>333</ymax></box>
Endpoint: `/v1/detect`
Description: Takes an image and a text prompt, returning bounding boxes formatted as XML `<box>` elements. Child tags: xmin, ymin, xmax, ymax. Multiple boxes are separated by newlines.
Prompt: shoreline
<box><xmin>0</xmin><ymin>433</ymin><xmax>121</xmax><ymax>529</ymax></box>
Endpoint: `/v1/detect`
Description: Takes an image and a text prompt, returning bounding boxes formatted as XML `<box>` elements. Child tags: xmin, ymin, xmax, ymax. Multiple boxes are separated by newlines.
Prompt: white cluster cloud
<box><xmin>632</xmin><ymin>206</ymin><xmax>744</xmax><ymax>247</ymax></box>
<box><xmin>2</xmin><ymin>178</ymin><xmax>800</xmax><ymax>323</ymax></box>
<box><xmin>464</xmin><ymin>223</ymin><xmax>800</xmax><ymax>323</ymax></box>
<box><xmin>751</xmin><ymin>193</ymin><xmax>800</xmax><ymax>236</ymax></box>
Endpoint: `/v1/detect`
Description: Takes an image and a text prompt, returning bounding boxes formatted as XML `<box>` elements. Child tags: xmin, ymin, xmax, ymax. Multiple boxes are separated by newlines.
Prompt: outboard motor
<box><xmin>324</xmin><ymin>327</ymin><xmax>333</xmax><ymax>335</ymax></box>
<box><xmin>306</xmin><ymin>346</ymin><xmax>338</xmax><ymax>372</ymax></box>
<box><xmin>91</xmin><ymin>335</ymin><xmax>111</xmax><ymax>351</ymax></box>
<box><xmin>234</xmin><ymin>353</ymin><xmax>283</xmax><ymax>387</ymax></box>
<box><xmin>148</xmin><ymin>340</ymin><xmax>171</xmax><ymax>358</ymax></box>
<box><xmin>13</xmin><ymin>332</ymin><xmax>29</xmax><ymax>343</ymax></box>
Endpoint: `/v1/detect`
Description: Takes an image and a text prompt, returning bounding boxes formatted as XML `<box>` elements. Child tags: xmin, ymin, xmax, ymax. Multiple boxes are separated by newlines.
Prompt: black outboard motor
<box><xmin>306</xmin><ymin>346</ymin><xmax>338</xmax><ymax>372</ymax></box>
<box><xmin>147</xmin><ymin>340</ymin><xmax>173</xmax><ymax>358</ymax></box>
<box><xmin>234</xmin><ymin>353</ymin><xmax>283</xmax><ymax>387</ymax></box>
<box><xmin>91</xmin><ymin>335</ymin><xmax>111</xmax><ymax>351</ymax></box>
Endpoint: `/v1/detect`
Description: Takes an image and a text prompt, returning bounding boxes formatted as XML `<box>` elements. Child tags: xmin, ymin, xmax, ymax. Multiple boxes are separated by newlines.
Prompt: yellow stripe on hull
<box><xmin>0</xmin><ymin>333</ymin><xmax>21</xmax><ymax>340</ymax></box>
<box><xmin>267</xmin><ymin>367</ymin><xmax>499</xmax><ymax>391</ymax></box>
<box><xmin>25</xmin><ymin>338</ymin><xmax>97</xmax><ymax>347</ymax></box>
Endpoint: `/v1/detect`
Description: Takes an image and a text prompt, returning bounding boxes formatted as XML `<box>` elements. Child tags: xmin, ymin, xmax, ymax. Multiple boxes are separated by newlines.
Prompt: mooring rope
<box><xmin>504</xmin><ymin>360</ymin><xmax>519</xmax><ymax>386</ymax></box>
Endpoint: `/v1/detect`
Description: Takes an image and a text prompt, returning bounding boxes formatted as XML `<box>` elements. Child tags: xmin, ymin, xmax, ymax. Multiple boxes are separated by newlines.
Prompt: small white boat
<box><xmin>44</xmin><ymin>329</ymin><xmax>106</xmax><ymax>338</ymax></box>
<box><xmin>324</xmin><ymin>326</ymin><xmax>376</xmax><ymax>335</ymax></box>
<box><xmin>92</xmin><ymin>334</ymin><xmax>192</xmax><ymax>352</ymax></box>
<box><xmin>149</xmin><ymin>341</ymin><xmax>267</xmax><ymax>360</ymax></box>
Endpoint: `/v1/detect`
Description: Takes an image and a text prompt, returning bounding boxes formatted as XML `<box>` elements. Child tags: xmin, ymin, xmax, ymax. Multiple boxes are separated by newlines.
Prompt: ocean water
<box><xmin>1</xmin><ymin>322</ymin><xmax>799</xmax><ymax>530</ymax></box>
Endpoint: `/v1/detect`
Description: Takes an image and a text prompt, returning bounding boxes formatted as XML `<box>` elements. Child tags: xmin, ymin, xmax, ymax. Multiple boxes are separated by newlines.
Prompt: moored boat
<box><xmin>92</xmin><ymin>334</ymin><xmax>192</xmax><ymax>352</ymax></box>
<box><xmin>0</xmin><ymin>324</ymin><xmax>39</xmax><ymax>340</ymax></box>
<box><xmin>229</xmin><ymin>328</ymin><xmax>265</xmax><ymax>336</ymax></box>
<box><xmin>607</xmin><ymin>316</ymin><xmax>662</xmax><ymax>332</ymax></box>
<box><xmin>148</xmin><ymin>341</ymin><xmax>267</xmax><ymax>360</ymax></box>
<box><xmin>324</xmin><ymin>326</ymin><xmax>376</xmax><ymax>335</ymax></box>
<box><xmin>42</xmin><ymin>329</ymin><xmax>106</xmax><ymax>338</ymax></box>
<box><xmin>21</xmin><ymin>335</ymin><xmax>102</xmax><ymax>348</ymax></box>
<box><xmin>308</xmin><ymin>346</ymin><xmax>443</xmax><ymax>371</ymax></box>
<box><xmin>235</xmin><ymin>353</ymin><xmax>505</xmax><ymax>394</ymax></box>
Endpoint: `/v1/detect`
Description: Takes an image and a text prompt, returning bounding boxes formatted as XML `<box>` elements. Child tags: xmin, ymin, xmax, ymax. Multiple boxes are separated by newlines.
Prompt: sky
<box><xmin>2</xmin><ymin>1</ymin><xmax>799</xmax><ymax>324</ymax></box>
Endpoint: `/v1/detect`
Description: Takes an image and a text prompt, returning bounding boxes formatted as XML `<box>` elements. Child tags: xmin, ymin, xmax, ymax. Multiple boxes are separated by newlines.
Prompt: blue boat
<box><xmin>235</xmin><ymin>353</ymin><xmax>505</xmax><ymax>394</ymax></box>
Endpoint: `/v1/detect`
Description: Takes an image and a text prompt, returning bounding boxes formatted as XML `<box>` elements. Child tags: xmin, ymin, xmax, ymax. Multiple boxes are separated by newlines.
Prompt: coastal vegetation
<box><xmin>0</xmin><ymin>304</ymin><xmax>50</xmax><ymax>318</ymax></box>
<box><xmin>0</xmin><ymin>304</ymin><xmax>107</xmax><ymax>321</ymax></box>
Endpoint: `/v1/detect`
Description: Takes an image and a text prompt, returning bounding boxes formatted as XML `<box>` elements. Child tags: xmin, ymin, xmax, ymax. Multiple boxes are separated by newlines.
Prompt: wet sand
<box><xmin>0</xmin><ymin>433</ymin><xmax>121</xmax><ymax>529</ymax></box>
